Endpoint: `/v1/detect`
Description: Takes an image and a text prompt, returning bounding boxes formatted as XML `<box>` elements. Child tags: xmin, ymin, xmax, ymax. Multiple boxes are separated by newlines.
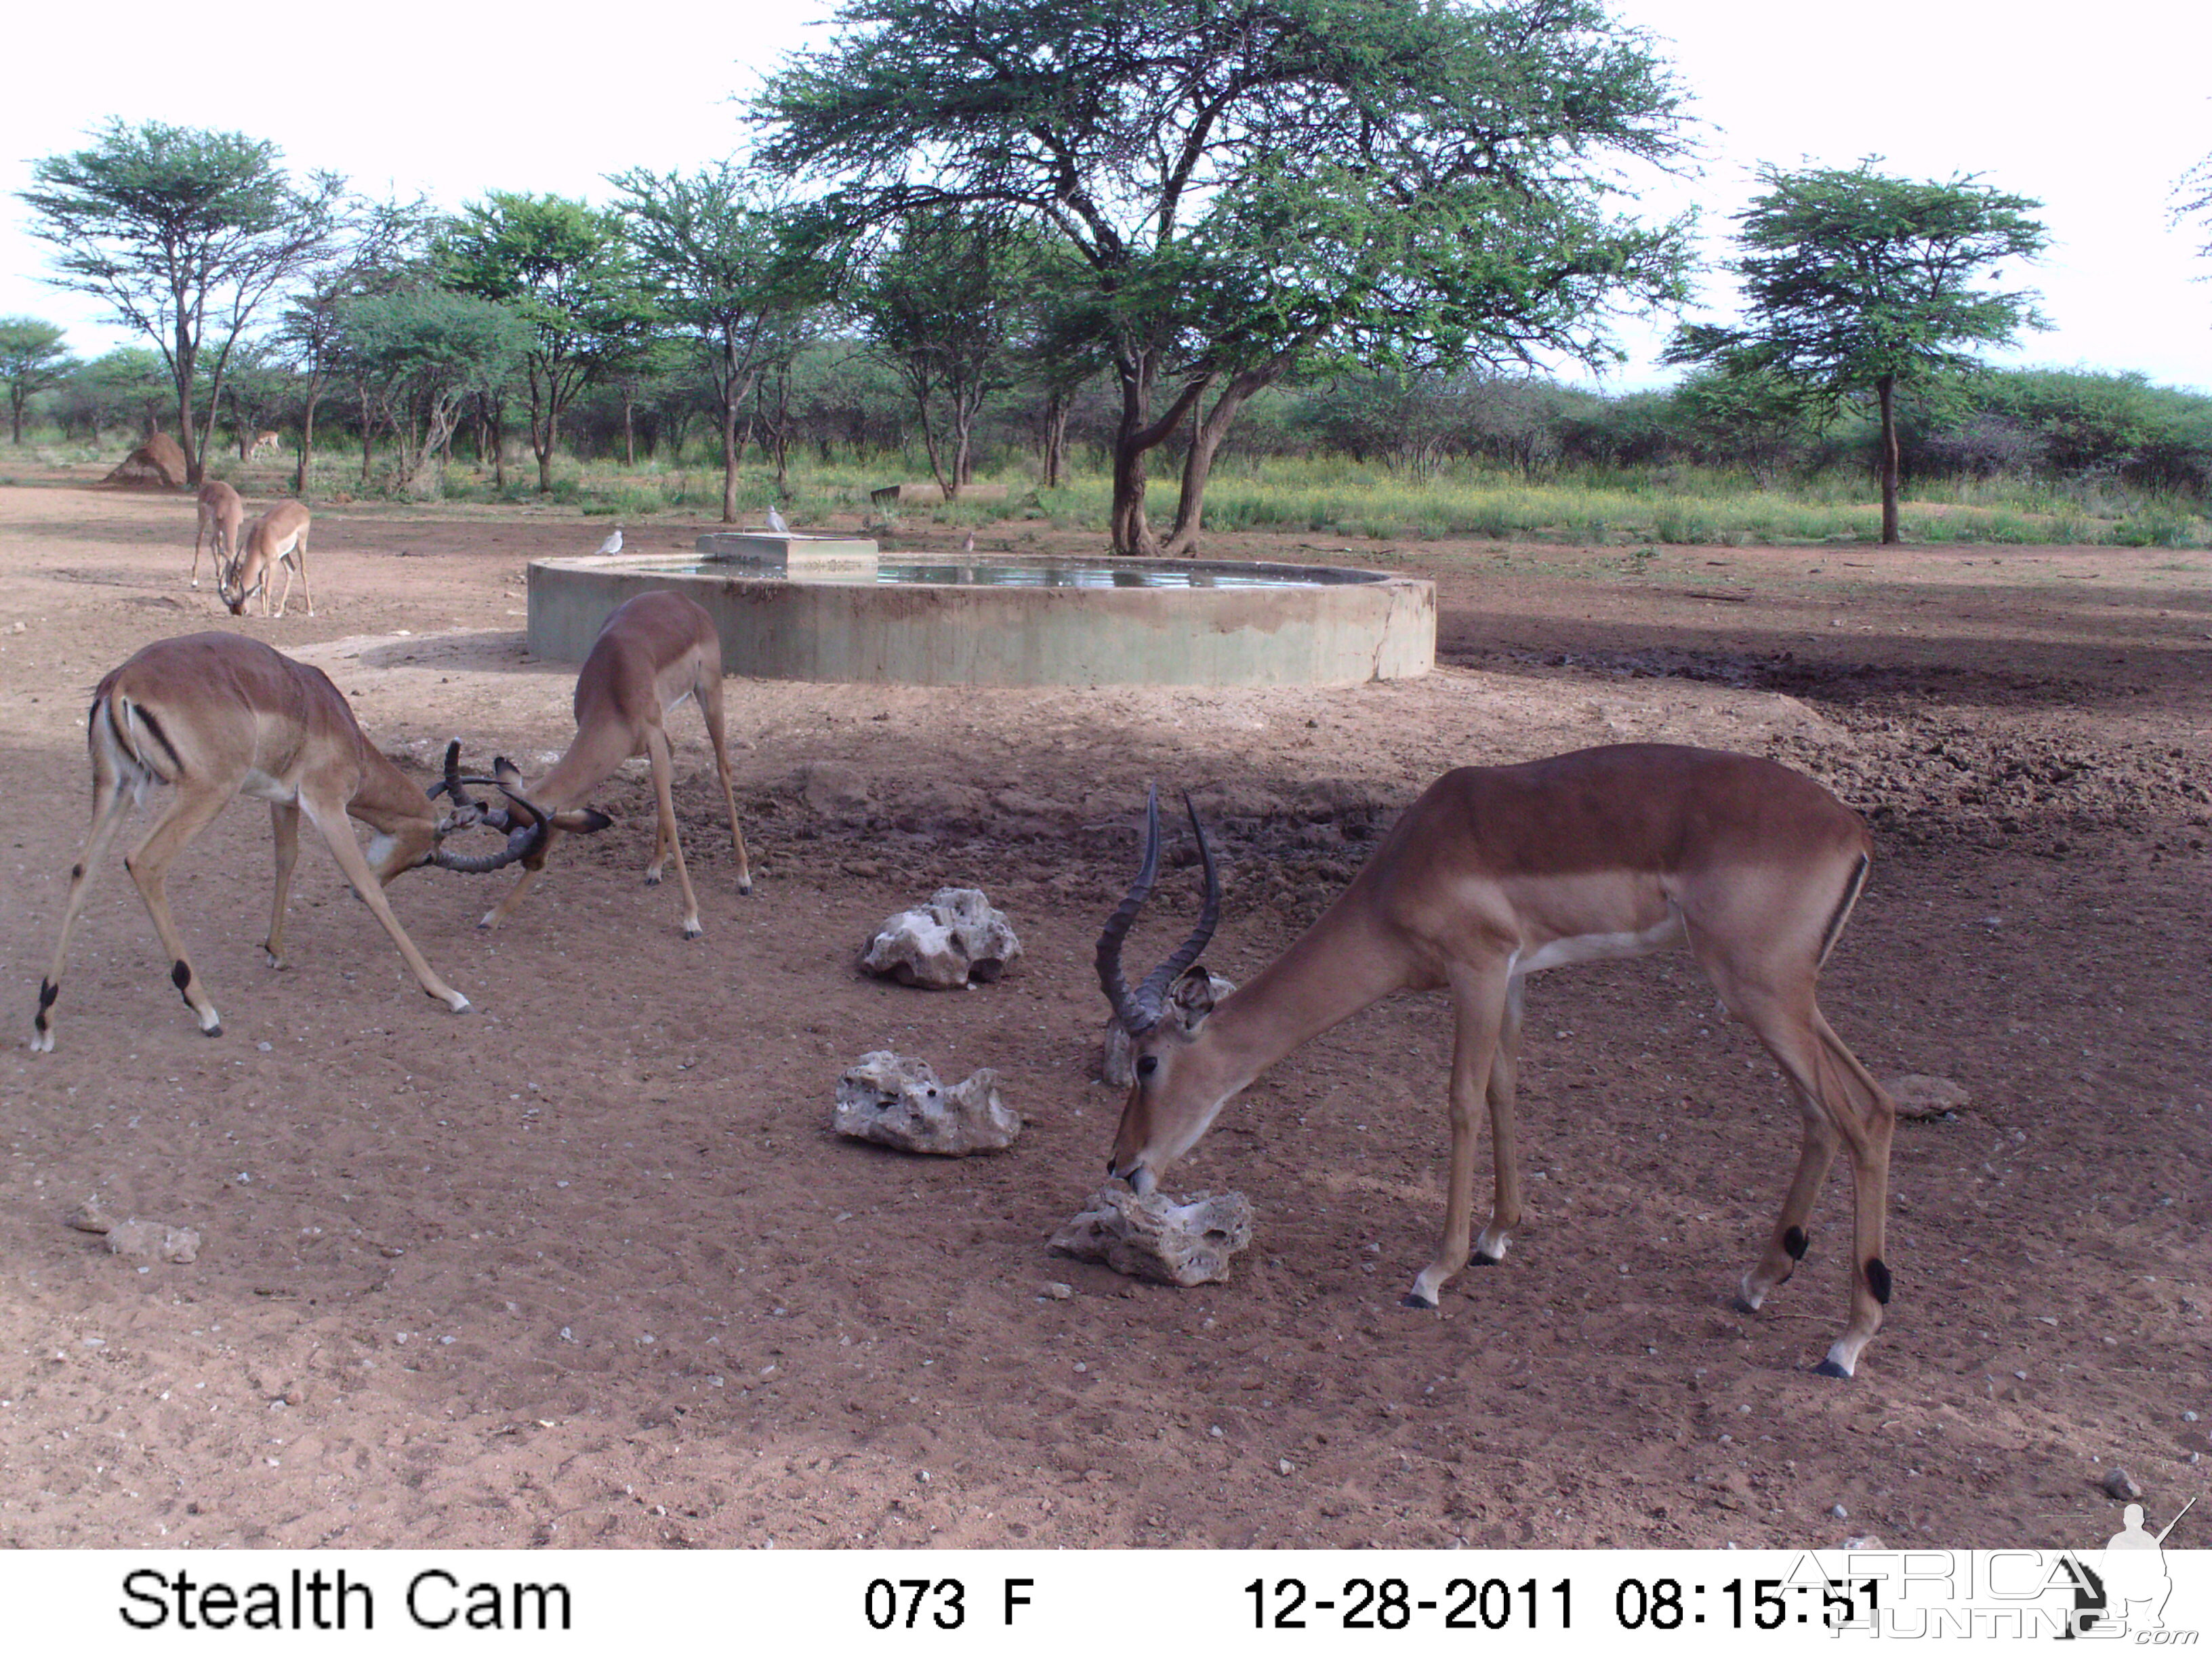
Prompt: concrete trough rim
<box><xmin>525</xmin><ymin>552</ymin><xmax>1435</xmax><ymax>687</ymax></box>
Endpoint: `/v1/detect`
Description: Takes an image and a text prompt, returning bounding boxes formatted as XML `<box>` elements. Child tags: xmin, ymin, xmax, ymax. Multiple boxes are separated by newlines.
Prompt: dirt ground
<box><xmin>0</xmin><ymin>471</ymin><xmax>2206</xmax><ymax>1552</ymax></box>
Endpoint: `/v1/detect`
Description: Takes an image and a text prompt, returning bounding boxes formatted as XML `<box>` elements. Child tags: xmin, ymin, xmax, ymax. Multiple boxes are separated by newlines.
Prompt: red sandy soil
<box><xmin>0</xmin><ymin>473</ymin><xmax>2206</xmax><ymax>1550</ymax></box>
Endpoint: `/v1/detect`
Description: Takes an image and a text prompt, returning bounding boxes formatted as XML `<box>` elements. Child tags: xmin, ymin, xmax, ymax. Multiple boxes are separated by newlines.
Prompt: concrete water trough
<box><xmin>525</xmin><ymin>535</ymin><xmax>1433</xmax><ymax>687</ymax></box>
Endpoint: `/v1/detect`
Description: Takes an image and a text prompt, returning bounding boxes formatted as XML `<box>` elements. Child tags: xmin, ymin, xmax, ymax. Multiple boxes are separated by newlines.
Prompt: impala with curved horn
<box><xmin>30</xmin><ymin>633</ymin><xmax>609</xmax><ymax>1051</ymax></box>
<box><xmin>475</xmin><ymin>591</ymin><xmax>746</xmax><ymax>940</ymax></box>
<box><xmin>1097</xmin><ymin>747</ymin><xmax>1900</xmax><ymax>1378</ymax></box>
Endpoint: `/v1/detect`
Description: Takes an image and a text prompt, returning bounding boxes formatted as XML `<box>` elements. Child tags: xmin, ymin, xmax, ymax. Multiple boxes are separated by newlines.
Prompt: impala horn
<box><xmin>425</xmin><ymin>741</ymin><xmax>552</xmax><ymax>872</ymax></box>
<box><xmin>1094</xmin><ymin>782</ymin><xmax>1221</xmax><ymax>1036</ymax></box>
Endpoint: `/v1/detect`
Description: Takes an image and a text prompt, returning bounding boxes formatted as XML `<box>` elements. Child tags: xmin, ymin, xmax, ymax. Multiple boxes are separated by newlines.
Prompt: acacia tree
<box><xmin>855</xmin><ymin>211</ymin><xmax>1033</xmax><ymax>499</ymax></box>
<box><xmin>18</xmin><ymin>121</ymin><xmax>342</xmax><ymax>484</ymax></box>
<box><xmin>2176</xmin><ymin>142</ymin><xmax>2211</xmax><ymax>247</ymax></box>
<box><xmin>758</xmin><ymin>0</ymin><xmax>1690</xmax><ymax>553</ymax></box>
<box><xmin>1666</xmin><ymin>162</ymin><xmax>2047</xmax><ymax>544</ymax></box>
<box><xmin>337</xmin><ymin>290</ymin><xmax>530</xmax><ymax>497</ymax></box>
<box><xmin>274</xmin><ymin>195</ymin><xmax>436</xmax><ymax>494</ymax></box>
<box><xmin>441</xmin><ymin>192</ymin><xmax>650</xmax><ymax>491</ymax></box>
<box><xmin>0</xmin><ymin>318</ymin><xmax>80</xmax><ymax>443</ymax></box>
<box><xmin>608</xmin><ymin>164</ymin><xmax>818</xmax><ymax>520</ymax></box>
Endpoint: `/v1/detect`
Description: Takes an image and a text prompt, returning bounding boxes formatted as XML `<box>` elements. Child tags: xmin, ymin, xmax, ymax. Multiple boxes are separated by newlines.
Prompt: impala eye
<box><xmin>1136</xmin><ymin>1056</ymin><xmax>1160</xmax><ymax>1080</ymax></box>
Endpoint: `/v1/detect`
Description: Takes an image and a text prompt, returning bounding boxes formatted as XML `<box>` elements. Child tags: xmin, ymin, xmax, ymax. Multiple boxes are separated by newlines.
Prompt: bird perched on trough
<box><xmin>595</xmin><ymin>526</ymin><xmax>623</xmax><ymax>556</ymax></box>
<box><xmin>765</xmin><ymin>505</ymin><xmax>790</xmax><ymax>535</ymax></box>
<box><xmin>961</xmin><ymin>529</ymin><xmax>976</xmax><ymax>554</ymax></box>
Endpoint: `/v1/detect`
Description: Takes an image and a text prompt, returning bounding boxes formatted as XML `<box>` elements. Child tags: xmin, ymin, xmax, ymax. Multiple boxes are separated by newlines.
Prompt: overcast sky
<box><xmin>3</xmin><ymin>0</ymin><xmax>2207</xmax><ymax>392</ymax></box>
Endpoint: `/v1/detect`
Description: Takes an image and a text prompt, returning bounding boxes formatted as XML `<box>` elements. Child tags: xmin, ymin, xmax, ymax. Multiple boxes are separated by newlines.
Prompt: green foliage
<box><xmin>1668</xmin><ymin>161</ymin><xmax>2049</xmax><ymax>399</ymax></box>
<box><xmin>337</xmin><ymin>290</ymin><xmax>531</xmax><ymax>494</ymax></box>
<box><xmin>1668</xmin><ymin>159</ymin><xmax>2049</xmax><ymax>541</ymax></box>
<box><xmin>18</xmin><ymin>119</ymin><xmax>344</xmax><ymax>476</ymax></box>
<box><xmin>0</xmin><ymin>316</ymin><xmax>81</xmax><ymax>442</ymax></box>
<box><xmin>758</xmin><ymin>0</ymin><xmax>1695</xmax><ymax>547</ymax></box>
<box><xmin>441</xmin><ymin>192</ymin><xmax>653</xmax><ymax>487</ymax></box>
<box><xmin>855</xmin><ymin>211</ymin><xmax>1039</xmax><ymax>493</ymax></box>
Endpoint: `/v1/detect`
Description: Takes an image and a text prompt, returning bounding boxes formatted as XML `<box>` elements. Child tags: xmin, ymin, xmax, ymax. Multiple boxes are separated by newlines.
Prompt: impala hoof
<box><xmin>29</xmin><ymin>1029</ymin><xmax>53</xmax><ymax>1054</ymax></box>
<box><xmin>203</xmin><ymin>1021</ymin><xmax>223</xmax><ymax>1039</ymax></box>
<box><xmin>263</xmin><ymin>949</ymin><xmax>286</xmax><ymax>970</ymax></box>
<box><xmin>1812</xmin><ymin>1357</ymin><xmax>1853</xmax><ymax>1380</ymax></box>
<box><xmin>682</xmin><ymin>923</ymin><xmax>703</xmax><ymax>941</ymax></box>
<box><xmin>644</xmin><ymin>872</ymin><xmax>663</xmax><ymax>887</ymax></box>
<box><xmin>737</xmin><ymin>880</ymin><xmax>754</xmax><ymax>897</ymax></box>
<box><xmin>446</xmin><ymin>994</ymin><xmax>472</xmax><ymax>1015</ymax></box>
<box><xmin>1399</xmin><ymin>1290</ymin><xmax>1438</xmax><ymax>1311</ymax></box>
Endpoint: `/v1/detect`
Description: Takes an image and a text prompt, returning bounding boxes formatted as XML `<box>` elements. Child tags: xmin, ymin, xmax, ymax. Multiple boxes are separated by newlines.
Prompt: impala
<box><xmin>30</xmin><ymin>632</ymin><xmax>609</xmax><ymax>1051</ymax></box>
<box><xmin>478</xmin><ymin>590</ymin><xmax>749</xmax><ymax>939</ymax></box>
<box><xmin>246</xmin><ymin>430</ymin><xmax>282</xmax><ymax>462</ymax></box>
<box><xmin>222</xmin><ymin>502</ymin><xmax>312</xmax><ymax>617</ymax></box>
<box><xmin>1097</xmin><ymin>745</ymin><xmax>1900</xmax><ymax>1378</ymax></box>
<box><xmin>190</xmin><ymin>481</ymin><xmax>245</xmax><ymax>590</ymax></box>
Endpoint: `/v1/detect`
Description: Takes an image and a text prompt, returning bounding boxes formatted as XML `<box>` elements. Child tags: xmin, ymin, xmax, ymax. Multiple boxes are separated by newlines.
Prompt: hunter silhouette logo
<box><xmin>2075</xmin><ymin>1495</ymin><xmax>2195</xmax><ymax>1637</ymax></box>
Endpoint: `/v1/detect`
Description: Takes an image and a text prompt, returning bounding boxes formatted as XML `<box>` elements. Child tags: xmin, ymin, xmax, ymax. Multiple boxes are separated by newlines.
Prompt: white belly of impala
<box><xmin>239</xmin><ymin>767</ymin><xmax>292</xmax><ymax>804</ymax></box>
<box><xmin>1511</xmin><ymin>912</ymin><xmax>1685</xmax><ymax>977</ymax></box>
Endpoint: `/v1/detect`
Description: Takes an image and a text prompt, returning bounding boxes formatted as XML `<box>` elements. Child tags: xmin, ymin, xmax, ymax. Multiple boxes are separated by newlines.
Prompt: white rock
<box><xmin>1885</xmin><ymin>1073</ymin><xmax>1969</xmax><ymax>1118</ymax></box>
<box><xmin>1050</xmin><ymin>1187</ymin><xmax>1254</xmax><ymax>1287</ymax></box>
<box><xmin>861</xmin><ymin>888</ymin><xmax>1023</xmax><ymax>989</ymax></box>
<box><xmin>1101</xmin><ymin>974</ymin><xmax>1235</xmax><ymax>1086</ymax></box>
<box><xmin>105</xmin><ymin>1219</ymin><xmax>201</xmax><ymax>1264</ymax></box>
<box><xmin>834</xmin><ymin>1051</ymin><xmax>1021</xmax><ymax>1155</ymax></box>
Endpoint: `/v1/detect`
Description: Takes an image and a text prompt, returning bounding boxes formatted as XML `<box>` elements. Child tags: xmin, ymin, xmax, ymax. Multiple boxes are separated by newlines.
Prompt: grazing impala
<box><xmin>223</xmin><ymin>502</ymin><xmax>313</xmax><ymax>617</ymax></box>
<box><xmin>30</xmin><ymin>633</ymin><xmax>610</xmax><ymax>1051</ymax></box>
<box><xmin>478</xmin><ymin>590</ymin><xmax>749</xmax><ymax>938</ymax></box>
<box><xmin>1097</xmin><ymin>746</ymin><xmax>1900</xmax><ymax>1378</ymax></box>
<box><xmin>246</xmin><ymin>430</ymin><xmax>282</xmax><ymax>462</ymax></box>
<box><xmin>191</xmin><ymin>480</ymin><xmax>245</xmax><ymax>589</ymax></box>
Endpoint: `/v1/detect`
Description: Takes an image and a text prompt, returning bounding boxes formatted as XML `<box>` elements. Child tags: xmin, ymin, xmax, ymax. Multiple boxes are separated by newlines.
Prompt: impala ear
<box><xmin>1166</xmin><ymin>965</ymin><xmax>1215</xmax><ymax>1034</ymax></box>
<box><xmin>554</xmin><ymin>807</ymin><xmax>614</xmax><ymax>834</ymax></box>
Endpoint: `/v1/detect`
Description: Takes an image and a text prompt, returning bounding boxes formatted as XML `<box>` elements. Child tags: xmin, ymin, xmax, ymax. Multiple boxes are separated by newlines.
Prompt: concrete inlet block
<box><xmin>695</xmin><ymin>531</ymin><xmax>878</xmax><ymax>577</ymax></box>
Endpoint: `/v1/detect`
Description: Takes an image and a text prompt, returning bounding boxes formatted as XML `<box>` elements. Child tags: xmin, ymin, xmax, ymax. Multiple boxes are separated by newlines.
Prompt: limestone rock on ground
<box><xmin>860</xmin><ymin>887</ymin><xmax>1023</xmax><ymax>989</ymax></box>
<box><xmin>834</xmin><ymin>1050</ymin><xmax>1021</xmax><ymax>1155</ymax></box>
<box><xmin>66</xmin><ymin>1194</ymin><xmax>201</xmax><ymax>1261</ymax></box>
<box><xmin>1885</xmin><ymin>1073</ymin><xmax>1970</xmax><ymax>1119</ymax></box>
<box><xmin>1050</xmin><ymin>1187</ymin><xmax>1254</xmax><ymax>1286</ymax></box>
<box><xmin>1101</xmin><ymin>973</ymin><xmax>1236</xmax><ymax>1086</ymax></box>
<box><xmin>106</xmin><ymin>1219</ymin><xmax>201</xmax><ymax>1263</ymax></box>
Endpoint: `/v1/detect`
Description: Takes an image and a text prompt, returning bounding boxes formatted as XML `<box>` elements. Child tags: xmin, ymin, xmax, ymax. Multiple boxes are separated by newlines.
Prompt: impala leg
<box><xmin>1406</xmin><ymin>961</ymin><xmax>1511</xmax><ymax>1309</ymax></box>
<box><xmin>1473</xmin><ymin>975</ymin><xmax>1526</xmax><ymax>1265</ymax></box>
<box><xmin>302</xmin><ymin>798</ymin><xmax>470</xmax><ymax>1012</ymax></box>
<box><xmin>1811</xmin><ymin>1009</ymin><xmax>1896</xmax><ymax>1378</ymax></box>
<box><xmin>30</xmin><ymin>769</ymin><xmax>138</xmax><ymax>1052</ymax></box>
<box><xmin>1735</xmin><ymin>1072</ymin><xmax>1837</xmax><ymax>1313</ymax></box>
<box><xmin>121</xmin><ymin>783</ymin><xmax>238</xmax><ymax>1037</ymax></box>
<box><xmin>291</xmin><ymin>536</ymin><xmax>312</xmax><ymax>617</ymax></box>
<box><xmin>643</xmin><ymin>725</ymin><xmax>702</xmax><ymax>938</ymax></box>
<box><xmin>698</xmin><ymin>674</ymin><xmax>751</xmax><ymax>895</ymax></box>
<box><xmin>270</xmin><ymin>552</ymin><xmax>295</xmax><ymax>619</ymax></box>
<box><xmin>1713</xmin><ymin>968</ymin><xmax>1893</xmax><ymax>1378</ymax></box>
<box><xmin>264</xmin><ymin>802</ymin><xmax>301</xmax><ymax>968</ymax></box>
<box><xmin>191</xmin><ymin>519</ymin><xmax>205</xmax><ymax>588</ymax></box>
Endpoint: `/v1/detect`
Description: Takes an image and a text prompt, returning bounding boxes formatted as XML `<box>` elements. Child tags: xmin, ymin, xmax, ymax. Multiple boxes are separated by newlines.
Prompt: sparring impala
<box><xmin>190</xmin><ymin>480</ymin><xmax>245</xmax><ymax>590</ymax></box>
<box><xmin>30</xmin><ymin>632</ymin><xmax>610</xmax><ymax>1051</ymax></box>
<box><xmin>222</xmin><ymin>502</ymin><xmax>313</xmax><ymax>617</ymax></box>
<box><xmin>477</xmin><ymin>590</ymin><xmax>749</xmax><ymax>939</ymax></box>
<box><xmin>1097</xmin><ymin>745</ymin><xmax>1900</xmax><ymax>1378</ymax></box>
